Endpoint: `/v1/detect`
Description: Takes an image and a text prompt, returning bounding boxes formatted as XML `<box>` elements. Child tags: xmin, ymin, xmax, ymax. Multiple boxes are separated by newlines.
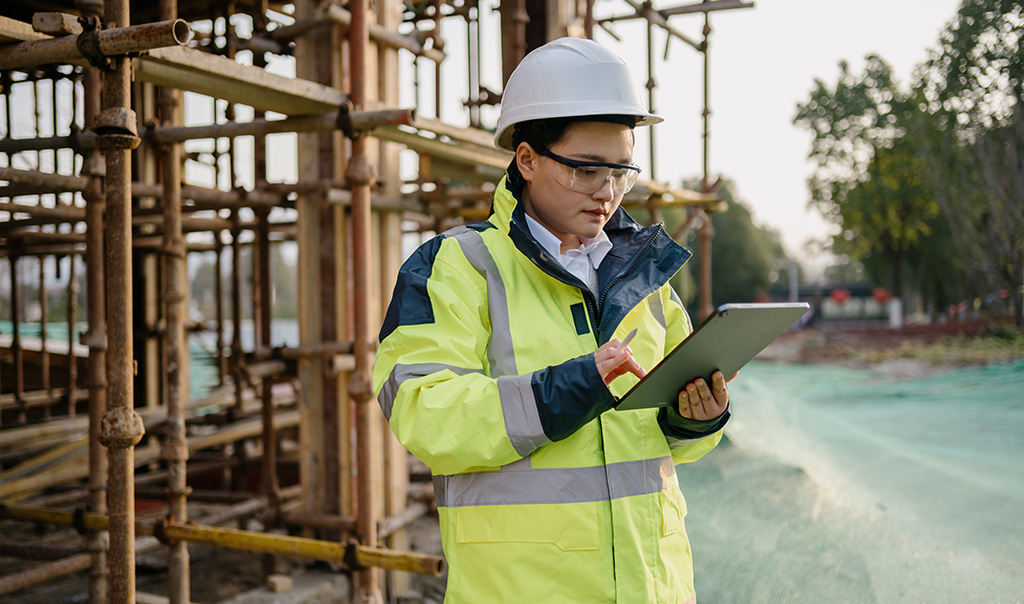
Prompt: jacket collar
<box><xmin>488</xmin><ymin>175</ymin><xmax>692</xmax><ymax>340</ymax></box>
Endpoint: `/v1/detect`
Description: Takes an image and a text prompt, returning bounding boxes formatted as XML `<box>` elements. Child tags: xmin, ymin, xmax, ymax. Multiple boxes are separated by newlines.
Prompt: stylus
<box><xmin>620</xmin><ymin>328</ymin><xmax>637</xmax><ymax>349</ymax></box>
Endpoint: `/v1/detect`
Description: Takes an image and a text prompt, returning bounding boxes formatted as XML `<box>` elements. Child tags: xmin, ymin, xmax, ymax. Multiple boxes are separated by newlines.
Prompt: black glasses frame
<box><xmin>535</xmin><ymin>147</ymin><xmax>641</xmax><ymax>174</ymax></box>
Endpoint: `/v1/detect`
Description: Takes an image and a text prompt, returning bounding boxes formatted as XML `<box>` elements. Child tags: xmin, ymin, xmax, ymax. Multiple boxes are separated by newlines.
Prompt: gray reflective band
<box><xmin>379</xmin><ymin>362</ymin><xmax>483</xmax><ymax>420</ymax></box>
<box><xmin>649</xmin><ymin>289</ymin><xmax>666</xmax><ymax>333</ymax></box>
<box><xmin>665</xmin><ymin>432</ymin><xmax>714</xmax><ymax>450</ymax></box>
<box><xmin>669</xmin><ymin>287</ymin><xmax>692</xmax><ymax>333</ymax></box>
<box><xmin>453</xmin><ymin>228</ymin><xmax>517</xmax><ymax>378</ymax></box>
<box><xmin>433</xmin><ymin>455</ymin><xmax>678</xmax><ymax>507</ymax></box>
<box><xmin>497</xmin><ymin>374</ymin><xmax>551</xmax><ymax>456</ymax></box>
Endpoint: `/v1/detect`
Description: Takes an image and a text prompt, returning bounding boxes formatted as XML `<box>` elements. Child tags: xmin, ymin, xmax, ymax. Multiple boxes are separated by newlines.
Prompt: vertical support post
<box><xmin>158</xmin><ymin>0</ymin><xmax>190</xmax><ymax>601</ymax></box>
<box><xmin>230</xmin><ymin>211</ymin><xmax>247</xmax><ymax>496</ymax></box>
<box><xmin>66</xmin><ymin>254</ymin><xmax>79</xmax><ymax>418</ymax></box>
<box><xmin>39</xmin><ymin>256</ymin><xmax>51</xmax><ymax>420</ymax></box>
<box><xmin>377</xmin><ymin>0</ymin><xmax>409</xmax><ymax>593</ymax></box>
<box><xmin>9</xmin><ymin>254</ymin><xmax>25</xmax><ymax>423</ymax></box>
<box><xmin>252</xmin><ymin>10</ymin><xmax>278</xmax><ymax>568</ymax></box>
<box><xmin>697</xmin><ymin>14</ymin><xmax>714</xmax><ymax>322</ymax></box>
<box><xmin>96</xmin><ymin>0</ymin><xmax>145</xmax><ymax>602</ymax></box>
<box><xmin>77</xmin><ymin>2</ymin><xmax>110</xmax><ymax>598</ymax></box>
<box><xmin>295</xmin><ymin>0</ymin><xmax>326</xmax><ymax>531</ymax></box>
<box><xmin>349</xmin><ymin>0</ymin><xmax>382</xmax><ymax>602</ymax></box>
<box><xmin>644</xmin><ymin>3</ymin><xmax>657</xmax><ymax>181</ymax></box>
<box><xmin>214</xmin><ymin>237</ymin><xmax>226</xmax><ymax>385</ymax></box>
<box><xmin>256</xmin><ymin>207</ymin><xmax>277</xmax><ymax>575</ymax></box>
<box><xmin>584</xmin><ymin>0</ymin><xmax>595</xmax><ymax>39</ymax></box>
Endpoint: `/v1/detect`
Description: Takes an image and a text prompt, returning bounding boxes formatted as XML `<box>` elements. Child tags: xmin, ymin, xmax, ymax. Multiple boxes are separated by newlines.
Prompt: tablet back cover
<box><xmin>614</xmin><ymin>302</ymin><xmax>810</xmax><ymax>411</ymax></box>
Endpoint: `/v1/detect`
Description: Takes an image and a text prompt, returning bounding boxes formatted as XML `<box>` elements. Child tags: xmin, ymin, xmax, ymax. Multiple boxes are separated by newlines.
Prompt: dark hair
<box><xmin>506</xmin><ymin>115</ymin><xmax>637</xmax><ymax>196</ymax></box>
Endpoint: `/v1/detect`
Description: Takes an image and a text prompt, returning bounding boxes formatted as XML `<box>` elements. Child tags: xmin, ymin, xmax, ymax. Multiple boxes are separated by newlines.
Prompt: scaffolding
<box><xmin>0</xmin><ymin>0</ymin><xmax>752</xmax><ymax>602</ymax></box>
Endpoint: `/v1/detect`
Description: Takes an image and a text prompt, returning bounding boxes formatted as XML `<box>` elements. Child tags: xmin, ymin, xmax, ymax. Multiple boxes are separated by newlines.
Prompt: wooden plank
<box><xmin>132</xmin><ymin>46</ymin><xmax>347</xmax><ymax>116</ymax></box>
<box><xmin>32</xmin><ymin>13</ymin><xmax>83</xmax><ymax>37</ymax></box>
<box><xmin>0</xmin><ymin>15</ymin><xmax>48</xmax><ymax>44</ymax></box>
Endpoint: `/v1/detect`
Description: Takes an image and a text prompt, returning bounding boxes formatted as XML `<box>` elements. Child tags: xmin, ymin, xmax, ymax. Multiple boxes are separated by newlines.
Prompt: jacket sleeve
<box><xmin>657</xmin><ymin>284</ymin><xmax>729</xmax><ymax>463</ymax></box>
<box><xmin>373</xmin><ymin>235</ymin><xmax>615</xmax><ymax>476</ymax></box>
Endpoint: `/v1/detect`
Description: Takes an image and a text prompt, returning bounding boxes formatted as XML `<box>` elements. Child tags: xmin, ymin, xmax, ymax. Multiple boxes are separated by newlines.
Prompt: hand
<box><xmin>677</xmin><ymin>370</ymin><xmax>729</xmax><ymax>420</ymax></box>
<box><xmin>594</xmin><ymin>337</ymin><xmax>647</xmax><ymax>387</ymax></box>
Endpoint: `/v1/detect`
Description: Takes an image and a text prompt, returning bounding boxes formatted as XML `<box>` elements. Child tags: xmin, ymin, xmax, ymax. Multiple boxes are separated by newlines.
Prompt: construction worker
<box><xmin>374</xmin><ymin>37</ymin><xmax>730</xmax><ymax>603</ymax></box>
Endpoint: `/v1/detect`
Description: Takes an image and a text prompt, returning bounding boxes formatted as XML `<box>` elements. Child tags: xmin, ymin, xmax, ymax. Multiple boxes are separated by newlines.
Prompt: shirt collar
<box><xmin>524</xmin><ymin>213</ymin><xmax>613</xmax><ymax>269</ymax></box>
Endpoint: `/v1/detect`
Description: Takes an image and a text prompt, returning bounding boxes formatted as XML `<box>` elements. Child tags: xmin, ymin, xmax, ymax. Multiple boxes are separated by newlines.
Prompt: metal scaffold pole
<box><xmin>95</xmin><ymin>0</ymin><xmax>145</xmax><ymax>602</ymax></box>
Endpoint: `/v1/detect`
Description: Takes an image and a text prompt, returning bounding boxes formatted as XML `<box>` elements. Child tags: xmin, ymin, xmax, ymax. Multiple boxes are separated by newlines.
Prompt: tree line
<box><xmin>794</xmin><ymin>0</ymin><xmax>1024</xmax><ymax>326</ymax></box>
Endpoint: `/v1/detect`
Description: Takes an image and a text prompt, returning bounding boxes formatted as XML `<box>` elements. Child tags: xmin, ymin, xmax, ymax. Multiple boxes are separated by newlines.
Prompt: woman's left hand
<box><xmin>677</xmin><ymin>370</ymin><xmax>729</xmax><ymax>420</ymax></box>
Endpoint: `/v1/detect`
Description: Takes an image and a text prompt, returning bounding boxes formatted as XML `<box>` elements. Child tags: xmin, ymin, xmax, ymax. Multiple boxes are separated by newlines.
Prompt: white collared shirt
<box><xmin>525</xmin><ymin>213</ymin><xmax>613</xmax><ymax>294</ymax></box>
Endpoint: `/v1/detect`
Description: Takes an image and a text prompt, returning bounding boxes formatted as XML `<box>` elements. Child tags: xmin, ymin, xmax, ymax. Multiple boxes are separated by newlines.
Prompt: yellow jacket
<box><xmin>374</xmin><ymin>176</ymin><xmax>728</xmax><ymax>603</ymax></box>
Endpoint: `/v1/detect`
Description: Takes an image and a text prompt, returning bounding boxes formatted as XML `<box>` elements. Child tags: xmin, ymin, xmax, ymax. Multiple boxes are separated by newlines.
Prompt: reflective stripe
<box><xmin>433</xmin><ymin>455</ymin><xmax>678</xmax><ymax>507</ymax></box>
<box><xmin>379</xmin><ymin>362</ymin><xmax>483</xmax><ymax>420</ymax></box>
<box><xmin>453</xmin><ymin>228</ymin><xmax>517</xmax><ymax>378</ymax></box>
<box><xmin>649</xmin><ymin>289</ymin><xmax>666</xmax><ymax>333</ymax></box>
<box><xmin>665</xmin><ymin>432</ymin><xmax>715</xmax><ymax>450</ymax></box>
<box><xmin>497</xmin><ymin>374</ymin><xmax>551</xmax><ymax>456</ymax></box>
<box><xmin>670</xmin><ymin>287</ymin><xmax>692</xmax><ymax>333</ymax></box>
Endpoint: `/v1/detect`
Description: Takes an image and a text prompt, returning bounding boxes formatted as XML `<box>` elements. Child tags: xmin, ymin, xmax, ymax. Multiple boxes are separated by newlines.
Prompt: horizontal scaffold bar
<box><xmin>0</xmin><ymin>19</ymin><xmax>191</xmax><ymax>71</ymax></box>
<box><xmin>0</xmin><ymin>504</ymin><xmax>446</xmax><ymax>577</ymax></box>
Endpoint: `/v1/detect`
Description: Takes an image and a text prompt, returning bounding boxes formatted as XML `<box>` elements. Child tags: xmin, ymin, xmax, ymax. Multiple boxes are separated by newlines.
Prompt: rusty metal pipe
<box><xmin>278</xmin><ymin>511</ymin><xmax>357</xmax><ymax>532</ymax></box>
<box><xmin>214</xmin><ymin>238</ymin><xmax>226</xmax><ymax>385</ymax></box>
<box><xmin>78</xmin><ymin>9</ymin><xmax>110</xmax><ymax>598</ymax></box>
<box><xmin>98</xmin><ymin>1</ymin><xmax>144</xmax><ymax>603</ymax></box>
<box><xmin>0</xmin><ymin>505</ymin><xmax>445</xmax><ymax>577</ymax></box>
<box><xmin>0</xmin><ymin>19</ymin><xmax>191</xmax><ymax>71</ymax></box>
<box><xmin>0</xmin><ymin>553</ymin><xmax>94</xmax><ymax>597</ymax></box>
<box><xmin>158</xmin><ymin>0</ymin><xmax>190</xmax><ymax>600</ymax></box>
<box><xmin>0</xmin><ymin>108</ymin><xmax>412</xmax><ymax>154</ymax></box>
<box><xmin>0</xmin><ymin>166</ymin><xmax>88</xmax><ymax>191</ymax></box>
<box><xmin>660</xmin><ymin>0</ymin><xmax>755</xmax><ymax>16</ymax></box>
<box><xmin>149</xmin><ymin>108</ymin><xmax>415</xmax><ymax>144</ymax></box>
<box><xmin>347</xmin><ymin>0</ymin><xmax>382</xmax><ymax>600</ymax></box>
<box><xmin>0</xmin><ymin>131</ymin><xmax>95</xmax><ymax>154</ymax></box>
<box><xmin>38</xmin><ymin>257</ymin><xmax>51</xmax><ymax>420</ymax></box>
<box><xmin>65</xmin><ymin>254</ymin><xmax>79</xmax><ymax>418</ymax></box>
<box><xmin>9</xmin><ymin>255</ymin><xmax>26</xmax><ymax>423</ymax></box>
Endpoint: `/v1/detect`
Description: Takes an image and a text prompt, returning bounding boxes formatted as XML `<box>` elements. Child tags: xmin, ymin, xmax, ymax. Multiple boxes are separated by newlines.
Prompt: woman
<box><xmin>374</xmin><ymin>37</ymin><xmax>730</xmax><ymax>604</ymax></box>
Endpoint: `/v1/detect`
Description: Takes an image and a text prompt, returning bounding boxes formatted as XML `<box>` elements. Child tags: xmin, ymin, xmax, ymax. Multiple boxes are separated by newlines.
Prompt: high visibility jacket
<box><xmin>374</xmin><ymin>176</ymin><xmax>728</xmax><ymax>604</ymax></box>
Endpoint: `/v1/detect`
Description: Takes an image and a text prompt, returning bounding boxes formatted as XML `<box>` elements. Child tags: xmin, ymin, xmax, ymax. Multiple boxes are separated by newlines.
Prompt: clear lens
<box><xmin>539</xmin><ymin>148</ymin><xmax>641</xmax><ymax>196</ymax></box>
<box><xmin>563</xmin><ymin>165</ymin><xmax>639</xmax><ymax>195</ymax></box>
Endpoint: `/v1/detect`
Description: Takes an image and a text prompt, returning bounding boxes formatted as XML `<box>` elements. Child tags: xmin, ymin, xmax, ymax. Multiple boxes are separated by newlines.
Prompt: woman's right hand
<box><xmin>594</xmin><ymin>337</ymin><xmax>647</xmax><ymax>386</ymax></box>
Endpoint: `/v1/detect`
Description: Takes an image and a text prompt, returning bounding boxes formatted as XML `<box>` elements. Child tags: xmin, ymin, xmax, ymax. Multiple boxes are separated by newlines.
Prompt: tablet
<box><xmin>614</xmin><ymin>302</ymin><xmax>810</xmax><ymax>411</ymax></box>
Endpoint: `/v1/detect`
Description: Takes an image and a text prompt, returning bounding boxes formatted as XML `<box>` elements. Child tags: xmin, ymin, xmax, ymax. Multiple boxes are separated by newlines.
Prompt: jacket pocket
<box><xmin>455</xmin><ymin>502</ymin><xmax>600</xmax><ymax>551</ymax></box>
<box><xmin>659</xmin><ymin>489</ymin><xmax>688</xmax><ymax>536</ymax></box>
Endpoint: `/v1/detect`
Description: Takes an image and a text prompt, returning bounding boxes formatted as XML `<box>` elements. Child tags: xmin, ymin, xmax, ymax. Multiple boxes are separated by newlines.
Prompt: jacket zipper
<box><xmin>593</xmin><ymin>228</ymin><xmax>661</xmax><ymax>342</ymax></box>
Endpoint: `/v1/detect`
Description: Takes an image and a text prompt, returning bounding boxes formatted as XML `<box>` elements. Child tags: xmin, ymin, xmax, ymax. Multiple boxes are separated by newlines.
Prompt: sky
<box><xmin>400</xmin><ymin>0</ymin><xmax>966</xmax><ymax>275</ymax></box>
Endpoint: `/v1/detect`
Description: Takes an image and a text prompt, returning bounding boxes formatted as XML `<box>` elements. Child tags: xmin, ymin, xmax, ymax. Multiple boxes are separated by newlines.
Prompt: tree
<box><xmin>917</xmin><ymin>0</ymin><xmax>1024</xmax><ymax>325</ymax></box>
<box><xmin>794</xmin><ymin>56</ymin><xmax>943</xmax><ymax>303</ymax></box>
<box><xmin>833</xmin><ymin>136</ymin><xmax>940</xmax><ymax>298</ymax></box>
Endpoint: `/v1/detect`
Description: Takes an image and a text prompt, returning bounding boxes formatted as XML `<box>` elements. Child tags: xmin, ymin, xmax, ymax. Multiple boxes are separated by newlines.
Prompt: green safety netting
<box><xmin>680</xmin><ymin>360</ymin><xmax>1024</xmax><ymax>604</ymax></box>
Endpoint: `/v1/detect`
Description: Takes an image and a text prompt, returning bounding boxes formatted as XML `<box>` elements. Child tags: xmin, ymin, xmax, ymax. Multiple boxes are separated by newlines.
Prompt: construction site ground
<box><xmin>3</xmin><ymin>324</ymin><xmax>1022</xmax><ymax>604</ymax></box>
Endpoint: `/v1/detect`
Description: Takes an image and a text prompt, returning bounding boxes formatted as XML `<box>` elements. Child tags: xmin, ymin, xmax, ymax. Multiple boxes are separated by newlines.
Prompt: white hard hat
<box><xmin>494</xmin><ymin>37</ymin><xmax>662</xmax><ymax>151</ymax></box>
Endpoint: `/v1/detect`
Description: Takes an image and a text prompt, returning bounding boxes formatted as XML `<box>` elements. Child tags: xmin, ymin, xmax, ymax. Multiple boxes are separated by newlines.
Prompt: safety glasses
<box><xmin>536</xmin><ymin>147</ymin><xmax>642</xmax><ymax>196</ymax></box>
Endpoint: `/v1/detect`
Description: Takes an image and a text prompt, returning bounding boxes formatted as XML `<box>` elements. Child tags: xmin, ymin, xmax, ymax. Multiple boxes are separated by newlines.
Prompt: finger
<box><xmin>677</xmin><ymin>389</ymin><xmax>694</xmax><ymax>418</ymax></box>
<box><xmin>686</xmin><ymin>383</ymin><xmax>706</xmax><ymax>419</ymax></box>
<box><xmin>712</xmin><ymin>371</ymin><xmax>727</xmax><ymax>393</ymax></box>
<box><xmin>694</xmin><ymin>378</ymin><xmax>713</xmax><ymax>403</ymax></box>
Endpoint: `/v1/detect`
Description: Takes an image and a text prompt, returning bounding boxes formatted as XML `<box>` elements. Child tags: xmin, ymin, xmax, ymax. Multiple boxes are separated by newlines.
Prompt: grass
<box><xmin>851</xmin><ymin>326</ymin><xmax>1024</xmax><ymax>365</ymax></box>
